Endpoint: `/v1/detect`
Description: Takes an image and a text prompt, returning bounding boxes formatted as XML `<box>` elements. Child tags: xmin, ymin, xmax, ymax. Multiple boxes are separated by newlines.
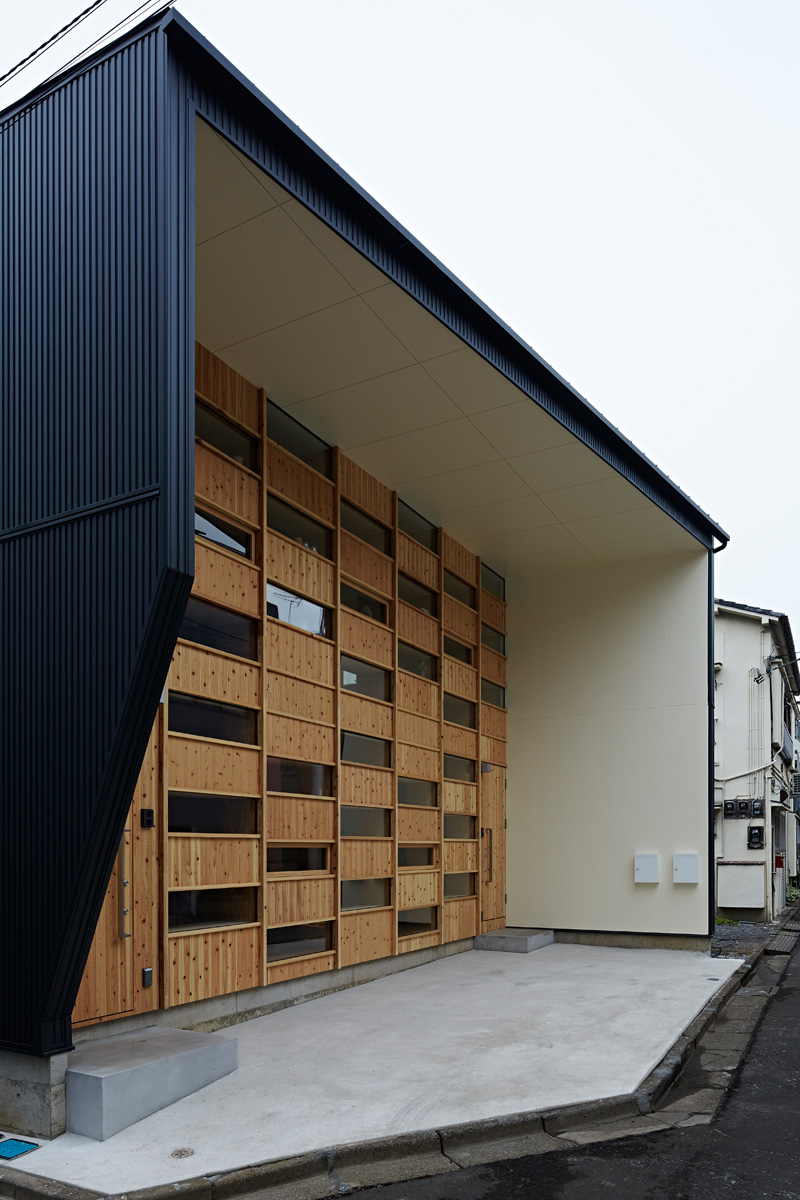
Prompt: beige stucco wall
<box><xmin>506</xmin><ymin>550</ymin><xmax>710</xmax><ymax>936</ymax></box>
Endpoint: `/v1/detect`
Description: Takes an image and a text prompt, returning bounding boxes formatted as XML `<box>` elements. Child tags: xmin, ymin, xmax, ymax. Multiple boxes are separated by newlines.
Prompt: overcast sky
<box><xmin>3</xmin><ymin>1</ymin><xmax>798</xmax><ymax>615</ymax></box>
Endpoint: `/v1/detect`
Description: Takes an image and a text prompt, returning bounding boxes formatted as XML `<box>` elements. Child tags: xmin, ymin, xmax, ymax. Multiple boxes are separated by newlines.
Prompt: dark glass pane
<box><xmin>169</xmin><ymin>694</ymin><xmax>257</xmax><ymax>744</ymax></box>
<box><xmin>341</xmin><ymin>500</ymin><xmax>391</xmax><ymax>555</ymax></box>
<box><xmin>444</xmin><ymin>872</ymin><xmax>476</xmax><ymax>898</ymax></box>
<box><xmin>481</xmin><ymin>624</ymin><xmax>506</xmax><ymax>654</ymax></box>
<box><xmin>341</xmin><ymin>879</ymin><xmax>391</xmax><ymax>911</ymax></box>
<box><xmin>443</xmin><ymin>693</ymin><xmax>476</xmax><ymax>729</ymax></box>
<box><xmin>195</xmin><ymin>508</ymin><xmax>251</xmax><ymax>558</ymax></box>
<box><xmin>267</xmin><ymin>846</ymin><xmax>328</xmax><ymax>873</ymax></box>
<box><xmin>398</xmin><ymin>574</ymin><xmax>437</xmax><ymax>617</ymax></box>
<box><xmin>398</xmin><ymin>906</ymin><xmax>438</xmax><ymax>937</ymax></box>
<box><xmin>443</xmin><ymin>636</ymin><xmax>471</xmax><ymax>665</ymax></box>
<box><xmin>398</xmin><ymin>643</ymin><xmax>437</xmax><ymax>681</ymax></box>
<box><xmin>196</xmin><ymin>400</ymin><xmax>258</xmax><ymax>471</ymax></box>
<box><xmin>398</xmin><ymin>778</ymin><xmax>438</xmax><ymax>807</ymax></box>
<box><xmin>266</xmin><ymin>583</ymin><xmax>331</xmax><ymax>637</ymax></box>
<box><xmin>444</xmin><ymin>569</ymin><xmax>475</xmax><ymax>609</ymax></box>
<box><xmin>266</xmin><ymin>758</ymin><xmax>332</xmax><ymax>796</ymax></box>
<box><xmin>398</xmin><ymin>846</ymin><xmax>434</xmax><ymax>867</ymax></box>
<box><xmin>169</xmin><ymin>887</ymin><xmax>256</xmax><ymax>932</ymax></box>
<box><xmin>398</xmin><ymin>500</ymin><xmax>437</xmax><ymax>551</ymax></box>
<box><xmin>340</xmin><ymin>583</ymin><xmax>387</xmax><ymax>624</ymax></box>
<box><xmin>168</xmin><ymin>793</ymin><xmax>257</xmax><ymax>834</ymax></box>
<box><xmin>268</xmin><ymin>495</ymin><xmax>332</xmax><ymax>558</ymax></box>
<box><xmin>267</xmin><ymin>922</ymin><xmax>333</xmax><ymax>961</ymax></box>
<box><xmin>180</xmin><ymin>597</ymin><xmax>258</xmax><ymax>660</ymax></box>
<box><xmin>444</xmin><ymin>814</ymin><xmax>476</xmax><ymax>839</ymax></box>
<box><xmin>341</xmin><ymin>731</ymin><xmax>391</xmax><ymax>768</ymax></box>
<box><xmin>481</xmin><ymin>678</ymin><xmax>506</xmax><ymax>708</ymax></box>
<box><xmin>266</xmin><ymin>399</ymin><xmax>332</xmax><ymax>478</ymax></box>
<box><xmin>443</xmin><ymin>754</ymin><xmax>475</xmax><ymax>783</ymax></box>
<box><xmin>341</xmin><ymin>655</ymin><xmax>391</xmax><ymax>702</ymax></box>
<box><xmin>340</xmin><ymin>806</ymin><xmax>391</xmax><ymax>837</ymax></box>
<box><xmin>481</xmin><ymin>562</ymin><xmax>505</xmax><ymax>601</ymax></box>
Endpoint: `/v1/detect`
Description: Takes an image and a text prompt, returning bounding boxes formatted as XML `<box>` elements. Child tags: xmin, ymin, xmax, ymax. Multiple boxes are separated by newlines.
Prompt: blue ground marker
<box><xmin>0</xmin><ymin>1138</ymin><xmax>38</xmax><ymax>1158</ymax></box>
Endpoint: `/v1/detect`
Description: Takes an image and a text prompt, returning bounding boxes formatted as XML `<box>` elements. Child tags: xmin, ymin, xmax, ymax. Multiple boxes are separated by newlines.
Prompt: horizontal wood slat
<box><xmin>481</xmin><ymin>590</ymin><xmax>506</xmax><ymax>633</ymax></box>
<box><xmin>168</xmin><ymin>837</ymin><xmax>260</xmax><ymax>888</ymax></box>
<box><xmin>443</xmin><ymin>724</ymin><xmax>479</xmax><ymax>759</ymax></box>
<box><xmin>169</xmin><ymin>643</ymin><xmax>260</xmax><ymax>709</ymax></box>
<box><xmin>443</xmin><ymin>841</ymin><xmax>478</xmax><ymax>873</ymax></box>
<box><xmin>480</xmin><ymin>704</ymin><xmax>506</xmax><ymax>740</ymax></box>
<box><xmin>266</xmin><ymin>440</ymin><xmax>335</xmax><ymax>525</ymax></box>
<box><xmin>397</xmin><ymin>533</ymin><xmax>439</xmax><ymax>591</ymax></box>
<box><xmin>195</xmin><ymin>440</ymin><xmax>260</xmax><ymax>527</ymax></box>
<box><xmin>340</xmin><ymin>454</ymin><xmax>393</xmax><ymax>525</ymax></box>
<box><xmin>443</xmin><ymin>897</ymin><xmax>478</xmax><ymax>941</ymax></box>
<box><xmin>267</xmin><ymin>715</ymin><xmax>336</xmax><ymax>764</ymax></box>
<box><xmin>193</xmin><ymin>540</ymin><xmax>260</xmax><ymax>618</ymax></box>
<box><xmin>196</xmin><ymin>343</ymin><xmax>260</xmax><ymax>433</ymax></box>
<box><xmin>267</xmin><ymin>533</ymin><xmax>335</xmax><ymax>607</ymax></box>
<box><xmin>341</xmin><ymin>693</ymin><xmax>393</xmax><ymax>739</ymax></box>
<box><xmin>266</xmin><ymin>796</ymin><xmax>335</xmax><ymax>842</ymax></box>
<box><xmin>340</xmin><ymin>531</ymin><xmax>394</xmax><ymax>598</ymax></box>
<box><xmin>481</xmin><ymin>647</ymin><xmax>507</xmax><ymax>687</ymax></box>
<box><xmin>168</xmin><ymin>736</ymin><xmax>260</xmax><ymax>795</ymax></box>
<box><xmin>397</xmin><ymin>603</ymin><xmax>439</xmax><ymax>655</ymax></box>
<box><xmin>480</xmin><ymin>735</ymin><xmax>507</xmax><ymax>766</ymax></box>
<box><xmin>441</xmin><ymin>658</ymin><xmax>478</xmax><ymax>701</ymax></box>
<box><xmin>265</xmin><ymin>877</ymin><xmax>336</xmax><ymax>926</ymax></box>
<box><xmin>397</xmin><ymin>743</ymin><xmax>439</xmax><ymax>781</ymax></box>
<box><xmin>441</xmin><ymin>532</ymin><xmax>478</xmax><ymax>585</ymax></box>
<box><xmin>398</xmin><ymin>871</ymin><xmax>440</xmax><ymax>909</ymax></box>
<box><xmin>339</xmin><ymin>764</ymin><xmax>394</xmax><ymax>808</ymax></box>
<box><xmin>443</xmin><ymin>595</ymin><xmax>478</xmax><ymax>644</ymax></box>
<box><xmin>266</xmin><ymin>621</ymin><xmax>335</xmax><ymax>688</ymax></box>
<box><xmin>267</xmin><ymin>953</ymin><xmax>335</xmax><ymax>983</ymax></box>
<box><xmin>267</xmin><ymin>673</ymin><xmax>335</xmax><ymax>725</ymax></box>
<box><xmin>396</xmin><ymin>671</ymin><xmax>439</xmax><ymax>719</ymax></box>
<box><xmin>339</xmin><ymin>610</ymin><xmax>394</xmax><ymax>668</ymax></box>
<box><xmin>442</xmin><ymin>782</ymin><xmax>478</xmax><ymax>815</ymax></box>
<box><xmin>168</xmin><ymin>926</ymin><xmax>260</xmax><ymax>1005</ymax></box>
<box><xmin>340</xmin><ymin>839</ymin><xmax>394</xmax><ymax>880</ymax></box>
<box><xmin>339</xmin><ymin>909</ymin><xmax>393</xmax><ymax>967</ymax></box>
<box><xmin>397</xmin><ymin>712</ymin><xmax>439</xmax><ymax>751</ymax></box>
<box><xmin>397</xmin><ymin>807</ymin><xmax>439</xmax><ymax>843</ymax></box>
<box><xmin>398</xmin><ymin>930</ymin><xmax>440</xmax><ymax>953</ymax></box>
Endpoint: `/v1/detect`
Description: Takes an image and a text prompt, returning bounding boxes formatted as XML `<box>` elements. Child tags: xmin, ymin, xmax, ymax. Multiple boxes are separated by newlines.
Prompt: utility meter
<box><xmin>747</xmin><ymin>826</ymin><xmax>765</xmax><ymax>850</ymax></box>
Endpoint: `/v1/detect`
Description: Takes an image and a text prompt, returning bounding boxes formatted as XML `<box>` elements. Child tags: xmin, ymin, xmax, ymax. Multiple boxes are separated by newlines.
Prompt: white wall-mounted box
<box><xmin>673</xmin><ymin>853</ymin><xmax>699</xmax><ymax>884</ymax></box>
<box><xmin>634</xmin><ymin>853</ymin><xmax>659</xmax><ymax>884</ymax></box>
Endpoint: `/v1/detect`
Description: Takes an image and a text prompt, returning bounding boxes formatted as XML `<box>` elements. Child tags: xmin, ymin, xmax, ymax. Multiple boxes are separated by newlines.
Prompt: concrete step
<box><xmin>66</xmin><ymin>1025</ymin><xmax>237</xmax><ymax>1141</ymax></box>
<box><xmin>474</xmin><ymin>928</ymin><xmax>555</xmax><ymax>953</ymax></box>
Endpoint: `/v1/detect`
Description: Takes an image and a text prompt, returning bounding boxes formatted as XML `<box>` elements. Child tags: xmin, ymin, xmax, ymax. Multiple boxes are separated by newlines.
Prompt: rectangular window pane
<box><xmin>266</xmin><ymin>758</ymin><xmax>332</xmax><ymax>796</ymax></box>
<box><xmin>169</xmin><ymin>887</ymin><xmax>256</xmax><ymax>933</ymax></box>
<box><xmin>196</xmin><ymin>400</ymin><xmax>258</xmax><ymax>472</ymax></box>
<box><xmin>267</xmin><ymin>922</ymin><xmax>333</xmax><ymax>961</ymax></box>
<box><xmin>443</xmin><ymin>693</ymin><xmax>476</xmax><ymax>728</ymax></box>
<box><xmin>268</xmin><ymin>495</ymin><xmax>332</xmax><ymax>558</ymax></box>
<box><xmin>266</xmin><ymin>583</ymin><xmax>331</xmax><ymax>637</ymax></box>
<box><xmin>179</xmin><ymin>597</ymin><xmax>258</xmax><ymax>660</ymax></box>
<box><xmin>341</xmin><ymin>731</ymin><xmax>391</xmax><ymax>768</ymax></box>
<box><xmin>444</xmin><ymin>569</ymin><xmax>476</xmax><ymax>609</ymax></box>
<box><xmin>444</xmin><ymin>872</ymin><xmax>476</xmax><ymax>898</ymax></box>
<box><xmin>340</xmin><ymin>806</ymin><xmax>392</xmax><ymax>837</ymax></box>
<box><xmin>398</xmin><ymin>642</ymin><xmax>437</xmax><ymax>681</ymax></box>
<box><xmin>398</xmin><ymin>846</ymin><xmax>434</xmax><ymax>868</ymax></box>
<box><xmin>398</xmin><ymin>574</ymin><xmax>437</xmax><ymax>617</ymax></box>
<box><xmin>168</xmin><ymin>793</ymin><xmax>257</xmax><ymax>834</ymax></box>
<box><xmin>481</xmin><ymin>562</ymin><xmax>505</xmax><ymax>601</ymax></box>
<box><xmin>443</xmin><ymin>754</ymin><xmax>475</xmax><ymax>783</ymax></box>
<box><xmin>267</xmin><ymin>846</ymin><xmax>328</xmax><ymax>873</ymax></box>
<box><xmin>398</xmin><ymin>500</ymin><xmax>437</xmax><ymax>551</ymax></box>
<box><xmin>481</xmin><ymin>623</ymin><xmax>506</xmax><ymax>654</ymax></box>
<box><xmin>169</xmin><ymin>694</ymin><xmax>257</xmax><ymax>744</ymax></box>
<box><xmin>341</xmin><ymin>500</ymin><xmax>391</xmax><ymax>555</ymax></box>
<box><xmin>443</xmin><ymin>636</ymin><xmax>472</xmax><ymax>665</ymax></box>
<box><xmin>398</xmin><ymin>906</ymin><xmax>438</xmax><ymax>937</ymax></box>
<box><xmin>267</xmin><ymin>399</ymin><xmax>332</xmax><ymax>478</ymax></box>
<box><xmin>444</xmin><ymin>814</ymin><xmax>476</xmax><ymax>840</ymax></box>
<box><xmin>341</xmin><ymin>879</ymin><xmax>391</xmax><ymax>911</ymax></box>
<box><xmin>398</xmin><ymin>778</ymin><xmax>438</xmax><ymax>807</ymax></box>
<box><xmin>340</xmin><ymin>582</ymin><xmax>387</xmax><ymax>624</ymax></box>
<box><xmin>340</xmin><ymin>655</ymin><xmax>391</xmax><ymax>702</ymax></box>
<box><xmin>481</xmin><ymin>679</ymin><xmax>506</xmax><ymax>707</ymax></box>
<box><xmin>195</xmin><ymin>508</ymin><xmax>251</xmax><ymax>558</ymax></box>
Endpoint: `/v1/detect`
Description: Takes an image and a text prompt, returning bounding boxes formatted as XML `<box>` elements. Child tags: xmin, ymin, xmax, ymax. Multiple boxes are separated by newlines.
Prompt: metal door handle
<box><xmin>118</xmin><ymin>830</ymin><xmax>132</xmax><ymax>939</ymax></box>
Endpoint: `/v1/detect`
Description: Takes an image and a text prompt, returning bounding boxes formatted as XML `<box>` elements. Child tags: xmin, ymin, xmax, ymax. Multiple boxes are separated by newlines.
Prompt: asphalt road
<box><xmin>359</xmin><ymin>946</ymin><xmax>800</xmax><ymax>1200</ymax></box>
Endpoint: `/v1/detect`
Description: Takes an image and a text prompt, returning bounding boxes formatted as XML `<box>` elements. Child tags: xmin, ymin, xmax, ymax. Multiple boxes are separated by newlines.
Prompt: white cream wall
<box><xmin>506</xmin><ymin>551</ymin><xmax>711</xmax><ymax>936</ymax></box>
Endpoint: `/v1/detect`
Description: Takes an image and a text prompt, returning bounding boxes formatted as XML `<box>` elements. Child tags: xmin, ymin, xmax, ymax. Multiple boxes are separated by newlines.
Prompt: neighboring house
<box><xmin>714</xmin><ymin>600</ymin><xmax>800</xmax><ymax>920</ymax></box>
<box><xmin>0</xmin><ymin>10</ymin><xmax>729</xmax><ymax>1136</ymax></box>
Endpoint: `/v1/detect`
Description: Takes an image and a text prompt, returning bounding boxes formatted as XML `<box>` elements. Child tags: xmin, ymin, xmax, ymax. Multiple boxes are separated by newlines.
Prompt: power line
<box><xmin>0</xmin><ymin>0</ymin><xmax>113</xmax><ymax>88</ymax></box>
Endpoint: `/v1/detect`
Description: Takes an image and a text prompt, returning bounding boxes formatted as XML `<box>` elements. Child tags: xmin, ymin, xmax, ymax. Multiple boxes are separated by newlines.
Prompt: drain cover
<box><xmin>0</xmin><ymin>1139</ymin><xmax>38</xmax><ymax>1159</ymax></box>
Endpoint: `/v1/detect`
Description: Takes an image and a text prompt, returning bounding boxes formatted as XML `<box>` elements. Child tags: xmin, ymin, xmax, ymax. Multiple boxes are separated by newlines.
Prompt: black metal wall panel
<box><xmin>0</xmin><ymin>27</ymin><xmax>193</xmax><ymax>1055</ymax></box>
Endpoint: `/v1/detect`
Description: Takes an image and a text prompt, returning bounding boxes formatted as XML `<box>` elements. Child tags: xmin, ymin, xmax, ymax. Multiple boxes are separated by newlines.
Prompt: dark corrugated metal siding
<box><xmin>0</xmin><ymin>28</ymin><xmax>192</xmax><ymax>1055</ymax></box>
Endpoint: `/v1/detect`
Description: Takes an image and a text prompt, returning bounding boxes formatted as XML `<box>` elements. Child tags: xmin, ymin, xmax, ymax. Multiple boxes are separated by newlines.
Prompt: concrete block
<box><xmin>474</xmin><ymin>928</ymin><xmax>554</xmax><ymax>953</ymax></box>
<box><xmin>0</xmin><ymin>1049</ymin><xmax>68</xmax><ymax>1138</ymax></box>
<box><xmin>66</xmin><ymin>1026</ymin><xmax>237</xmax><ymax>1141</ymax></box>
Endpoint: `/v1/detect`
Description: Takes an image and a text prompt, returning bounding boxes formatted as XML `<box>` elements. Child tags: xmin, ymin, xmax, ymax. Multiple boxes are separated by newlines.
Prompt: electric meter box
<box><xmin>673</xmin><ymin>853</ymin><xmax>699</xmax><ymax>884</ymax></box>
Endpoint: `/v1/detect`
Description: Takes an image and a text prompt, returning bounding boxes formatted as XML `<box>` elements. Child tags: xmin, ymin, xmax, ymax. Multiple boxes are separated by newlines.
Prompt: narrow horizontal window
<box><xmin>266</xmin><ymin>582</ymin><xmax>331</xmax><ymax>638</ymax></box>
<box><xmin>444</xmin><ymin>569</ymin><xmax>476</xmax><ymax>609</ymax></box>
<box><xmin>481</xmin><ymin>562</ymin><xmax>506</xmax><ymax>601</ymax></box>
<box><xmin>340</xmin><ymin>806</ymin><xmax>392</xmax><ymax>838</ymax></box>
<box><xmin>443</xmin><ymin>814</ymin><xmax>476</xmax><ymax>840</ymax></box>
<box><xmin>267</xmin><ymin>921</ymin><xmax>333</xmax><ymax>961</ymax></box>
<box><xmin>267</xmin><ymin>846</ymin><xmax>328</xmax><ymax>873</ymax></box>
<box><xmin>444</xmin><ymin>872</ymin><xmax>476</xmax><ymax>898</ymax></box>
<box><xmin>169</xmin><ymin>886</ymin><xmax>256</xmax><ymax>933</ymax></box>
<box><xmin>169</xmin><ymin>694</ymin><xmax>257</xmax><ymax>744</ymax></box>
<box><xmin>398</xmin><ymin>906</ymin><xmax>438</xmax><ymax>937</ymax></box>
<box><xmin>196</xmin><ymin>400</ymin><xmax>258</xmax><ymax>472</ymax></box>
<box><xmin>168</xmin><ymin>792</ymin><xmax>257</xmax><ymax>835</ymax></box>
<box><xmin>340</xmin><ymin>582</ymin><xmax>387</xmax><ymax>625</ymax></box>
<box><xmin>341</xmin><ymin>731</ymin><xmax>392</xmax><ymax>768</ymax></box>
<box><xmin>398</xmin><ymin>500</ymin><xmax>437</xmax><ymax>551</ymax></box>
<box><xmin>266</xmin><ymin>758</ymin><xmax>332</xmax><ymax>796</ymax></box>
<box><xmin>195</xmin><ymin>508</ymin><xmax>251</xmax><ymax>558</ymax></box>
<box><xmin>267</xmin><ymin>399</ymin><xmax>332</xmax><ymax>478</ymax></box>
<box><xmin>341</xmin><ymin>500</ymin><xmax>391</xmax><ymax>555</ymax></box>
<box><xmin>481</xmin><ymin>623</ymin><xmax>506</xmax><ymax>654</ymax></box>
<box><xmin>443</xmin><ymin>754</ymin><xmax>475</xmax><ymax>783</ymax></box>
<box><xmin>481</xmin><ymin>679</ymin><xmax>506</xmax><ymax>708</ymax></box>
<box><xmin>341</xmin><ymin>655</ymin><xmax>391</xmax><ymax>702</ymax></box>
<box><xmin>268</xmin><ymin>495</ymin><xmax>332</xmax><ymax>558</ymax></box>
<box><xmin>398</xmin><ymin>846</ymin><xmax>434</xmax><ymax>868</ymax></box>
<box><xmin>398</xmin><ymin>574</ymin><xmax>437</xmax><ymax>617</ymax></box>
<box><xmin>398</xmin><ymin>643</ymin><xmax>437</xmax><ymax>681</ymax></box>
<box><xmin>179</xmin><ymin>597</ymin><xmax>258</xmax><ymax>660</ymax></box>
<box><xmin>341</xmin><ymin>879</ymin><xmax>391</xmax><ymax>911</ymax></box>
<box><xmin>443</xmin><ymin>693</ymin><xmax>477</xmax><ymax>729</ymax></box>
<box><xmin>398</xmin><ymin>778</ymin><xmax>438</xmax><ymax>807</ymax></box>
<box><xmin>443</xmin><ymin>636</ymin><xmax>472</xmax><ymax>665</ymax></box>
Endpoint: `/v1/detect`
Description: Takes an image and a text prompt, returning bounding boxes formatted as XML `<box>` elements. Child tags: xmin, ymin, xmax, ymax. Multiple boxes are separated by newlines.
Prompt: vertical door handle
<box><xmin>118</xmin><ymin>830</ymin><xmax>132</xmax><ymax>939</ymax></box>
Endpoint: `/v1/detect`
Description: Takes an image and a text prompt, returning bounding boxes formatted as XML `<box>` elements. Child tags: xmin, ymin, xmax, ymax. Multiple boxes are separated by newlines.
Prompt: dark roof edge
<box><xmin>716</xmin><ymin>599</ymin><xmax>800</xmax><ymax>694</ymax></box>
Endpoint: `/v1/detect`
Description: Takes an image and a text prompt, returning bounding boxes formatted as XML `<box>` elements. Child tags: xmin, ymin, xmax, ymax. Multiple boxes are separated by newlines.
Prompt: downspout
<box><xmin>710</xmin><ymin>541</ymin><xmax>727</xmax><ymax>936</ymax></box>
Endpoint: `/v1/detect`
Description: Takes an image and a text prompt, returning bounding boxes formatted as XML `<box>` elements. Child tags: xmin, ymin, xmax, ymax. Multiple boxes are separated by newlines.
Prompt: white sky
<box><xmin>3</xmin><ymin>1</ymin><xmax>798</xmax><ymax>615</ymax></box>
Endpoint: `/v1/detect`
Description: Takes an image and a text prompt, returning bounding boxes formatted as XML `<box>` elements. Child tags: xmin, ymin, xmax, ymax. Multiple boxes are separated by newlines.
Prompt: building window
<box><xmin>398</xmin><ymin>574</ymin><xmax>437</xmax><ymax>617</ymax></box>
<box><xmin>481</xmin><ymin>623</ymin><xmax>506</xmax><ymax>654</ymax></box>
<box><xmin>341</xmin><ymin>879</ymin><xmax>391</xmax><ymax>911</ymax></box>
<box><xmin>340</xmin><ymin>655</ymin><xmax>391</xmax><ymax>702</ymax></box>
<box><xmin>443</xmin><ymin>693</ymin><xmax>476</xmax><ymax>728</ymax></box>
<box><xmin>341</xmin><ymin>731</ymin><xmax>392</xmax><ymax>768</ymax></box>
<box><xmin>266</xmin><ymin>758</ymin><xmax>333</xmax><ymax>796</ymax></box>
<box><xmin>266</xmin><ymin>398</ymin><xmax>332</xmax><ymax>478</ymax></box>
<box><xmin>168</xmin><ymin>792</ymin><xmax>257</xmax><ymax>835</ymax></box>
<box><xmin>398</xmin><ymin>846</ymin><xmax>434</xmax><ymax>868</ymax></box>
<box><xmin>267</xmin><ymin>922</ymin><xmax>333</xmax><ymax>961</ymax></box>
<box><xmin>267</xmin><ymin>846</ymin><xmax>328</xmax><ymax>873</ymax></box>
<box><xmin>340</xmin><ymin>806</ymin><xmax>391</xmax><ymax>837</ymax></box>
<box><xmin>168</xmin><ymin>694</ymin><xmax>257</xmax><ymax>744</ymax></box>
<box><xmin>266</xmin><ymin>582</ymin><xmax>331</xmax><ymax>638</ymax></box>
<box><xmin>398</xmin><ymin>778</ymin><xmax>438</xmax><ymax>807</ymax></box>
<box><xmin>179</xmin><ymin>597</ymin><xmax>258</xmax><ymax>660</ymax></box>
<box><xmin>444</xmin><ymin>872</ymin><xmax>476</xmax><ymax>898</ymax></box>
<box><xmin>196</xmin><ymin>399</ymin><xmax>258</xmax><ymax>471</ymax></box>
<box><xmin>341</xmin><ymin>500</ymin><xmax>391</xmax><ymax>555</ymax></box>
<box><xmin>481</xmin><ymin>679</ymin><xmax>506</xmax><ymax>708</ymax></box>
<box><xmin>398</xmin><ymin>642</ymin><xmax>437</xmax><ymax>681</ymax></box>
<box><xmin>444</xmin><ymin>569</ymin><xmax>475</xmax><ymax>609</ymax></box>
<box><xmin>267</xmin><ymin>495</ymin><xmax>332</xmax><ymax>558</ymax></box>
<box><xmin>444</xmin><ymin>636</ymin><xmax>471</xmax><ymax>665</ymax></box>
<box><xmin>195</xmin><ymin>507</ymin><xmax>251</xmax><ymax>558</ymax></box>
<box><xmin>481</xmin><ymin>562</ymin><xmax>505</xmax><ymax>601</ymax></box>
<box><xmin>169</xmin><ymin>887</ymin><xmax>257</xmax><ymax>933</ymax></box>
<box><xmin>443</xmin><ymin>754</ymin><xmax>475</xmax><ymax>783</ymax></box>
<box><xmin>444</xmin><ymin>814</ymin><xmax>476</xmax><ymax>840</ymax></box>
<box><xmin>398</xmin><ymin>500</ymin><xmax>437</xmax><ymax>551</ymax></box>
<box><xmin>398</xmin><ymin>906</ymin><xmax>438</xmax><ymax>937</ymax></box>
<box><xmin>340</xmin><ymin>582</ymin><xmax>387</xmax><ymax>624</ymax></box>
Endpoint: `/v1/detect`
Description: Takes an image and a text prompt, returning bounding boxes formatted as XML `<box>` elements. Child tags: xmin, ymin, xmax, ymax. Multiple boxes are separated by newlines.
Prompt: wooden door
<box><xmin>72</xmin><ymin>824</ymin><xmax>134</xmax><ymax>1024</ymax></box>
<box><xmin>481</xmin><ymin>765</ymin><xmax>506</xmax><ymax>928</ymax></box>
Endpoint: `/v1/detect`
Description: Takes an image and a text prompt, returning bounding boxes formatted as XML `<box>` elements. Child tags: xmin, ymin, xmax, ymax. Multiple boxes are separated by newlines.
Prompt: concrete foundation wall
<box><xmin>0</xmin><ymin>1048</ymin><xmax>68</xmax><ymax>1138</ymax></box>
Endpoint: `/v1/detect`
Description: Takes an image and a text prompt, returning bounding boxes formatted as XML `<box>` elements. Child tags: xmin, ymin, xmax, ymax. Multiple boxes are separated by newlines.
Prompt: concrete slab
<box><xmin>474</xmin><ymin>927</ymin><xmax>554</xmax><ymax>953</ymax></box>
<box><xmin>7</xmin><ymin>944</ymin><xmax>741</xmax><ymax>1193</ymax></box>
